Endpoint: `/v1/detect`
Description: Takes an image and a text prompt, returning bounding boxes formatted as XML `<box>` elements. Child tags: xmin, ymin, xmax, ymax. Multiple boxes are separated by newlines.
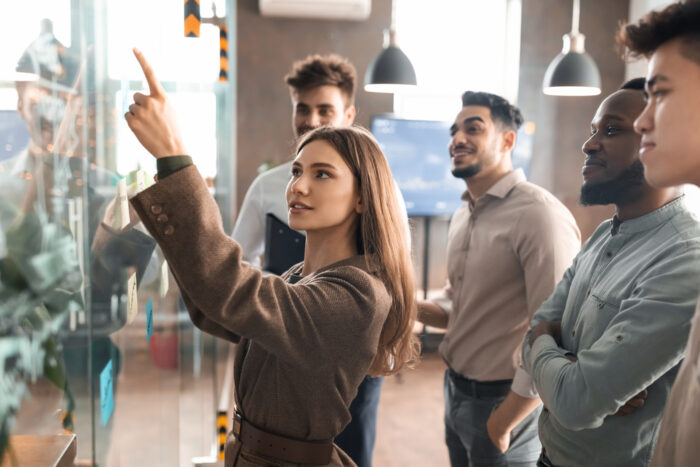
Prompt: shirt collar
<box><xmin>461</xmin><ymin>169</ymin><xmax>526</xmax><ymax>203</ymax></box>
<box><xmin>611</xmin><ymin>195</ymin><xmax>687</xmax><ymax>236</ymax></box>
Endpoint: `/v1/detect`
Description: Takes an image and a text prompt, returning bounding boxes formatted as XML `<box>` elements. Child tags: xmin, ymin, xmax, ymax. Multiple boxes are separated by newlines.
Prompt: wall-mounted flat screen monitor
<box><xmin>371</xmin><ymin>115</ymin><xmax>534</xmax><ymax>216</ymax></box>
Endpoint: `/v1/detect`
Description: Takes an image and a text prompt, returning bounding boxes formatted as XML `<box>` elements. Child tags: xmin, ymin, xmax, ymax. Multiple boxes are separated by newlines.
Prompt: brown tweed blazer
<box><xmin>131</xmin><ymin>165</ymin><xmax>391</xmax><ymax>466</ymax></box>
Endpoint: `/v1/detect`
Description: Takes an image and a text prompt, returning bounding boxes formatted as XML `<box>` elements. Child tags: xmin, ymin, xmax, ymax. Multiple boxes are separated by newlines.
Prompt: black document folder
<box><xmin>263</xmin><ymin>213</ymin><xmax>305</xmax><ymax>275</ymax></box>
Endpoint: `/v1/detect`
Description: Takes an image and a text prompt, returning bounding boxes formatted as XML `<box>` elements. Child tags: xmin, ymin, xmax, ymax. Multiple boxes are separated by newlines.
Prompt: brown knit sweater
<box><xmin>131</xmin><ymin>165</ymin><xmax>391</xmax><ymax>466</ymax></box>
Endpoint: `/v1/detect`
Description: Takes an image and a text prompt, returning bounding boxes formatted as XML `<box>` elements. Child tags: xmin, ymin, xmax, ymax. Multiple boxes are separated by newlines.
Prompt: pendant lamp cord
<box><xmin>571</xmin><ymin>0</ymin><xmax>580</xmax><ymax>35</ymax></box>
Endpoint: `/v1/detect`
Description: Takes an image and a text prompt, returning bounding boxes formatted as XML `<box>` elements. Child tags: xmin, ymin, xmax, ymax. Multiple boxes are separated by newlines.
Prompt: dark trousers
<box><xmin>536</xmin><ymin>450</ymin><xmax>555</xmax><ymax>467</ymax></box>
<box><xmin>335</xmin><ymin>375</ymin><xmax>384</xmax><ymax>467</ymax></box>
<box><xmin>444</xmin><ymin>370</ymin><xmax>541</xmax><ymax>467</ymax></box>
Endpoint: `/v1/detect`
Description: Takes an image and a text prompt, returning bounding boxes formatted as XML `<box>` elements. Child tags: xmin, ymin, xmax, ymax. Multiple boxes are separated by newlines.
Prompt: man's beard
<box><xmin>451</xmin><ymin>163</ymin><xmax>481</xmax><ymax>179</ymax></box>
<box><xmin>580</xmin><ymin>160</ymin><xmax>646</xmax><ymax>206</ymax></box>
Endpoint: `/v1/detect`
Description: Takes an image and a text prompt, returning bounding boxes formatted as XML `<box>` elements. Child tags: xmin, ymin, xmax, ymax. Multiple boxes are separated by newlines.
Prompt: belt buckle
<box><xmin>233</xmin><ymin>411</ymin><xmax>242</xmax><ymax>437</ymax></box>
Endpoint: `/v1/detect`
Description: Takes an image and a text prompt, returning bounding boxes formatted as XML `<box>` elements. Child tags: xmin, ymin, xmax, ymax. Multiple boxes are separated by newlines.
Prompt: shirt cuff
<box><xmin>157</xmin><ymin>156</ymin><xmax>193</xmax><ymax>179</ymax></box>
<box><xmin>511</xmin><ymin>366</ymin><xmax>539</xmax><ymax>398</ymax></box>
<box><xmin>529</xmin><ymin>334</ymin><xmax>559</xmax><ymax>368</ymax></box>
<box><xmin>529</xmin><ymin>334</ymin><xmax>571</xmax><ymax>375</ymax></box>
<box><xmin>431</xmin><ymin>295</ymin><xmax>452</xmax><ymax>315</ymax></box>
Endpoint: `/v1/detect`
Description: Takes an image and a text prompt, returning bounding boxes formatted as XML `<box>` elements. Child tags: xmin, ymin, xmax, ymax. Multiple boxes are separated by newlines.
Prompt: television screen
<box><xmin>371</xmin><ymin>116</ymin><xmax>534</xmax><ymax>216</ymax></box>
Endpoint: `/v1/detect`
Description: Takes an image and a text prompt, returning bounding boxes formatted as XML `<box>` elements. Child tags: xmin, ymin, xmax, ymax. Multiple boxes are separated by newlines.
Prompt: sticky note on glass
<box><xmin>126</xmin><ymin>272</ymin><xmax>138</xmax><ymax>324</ymax></box>
<box><xmin>146</xmin><ymin>298</ymin><xmax>153</xmax><ymax>341</ymax></box>
<box><xmin>112</xmin><ymin>178</ymin><xmax>130</xmax><ymax>230</ymax></box>
<box><xmin>100</xmin><ymin>360</ymin><xmax>114</xmax><ymax>426</ymax></box>
<box><xmin>136</xmin><ymin>169</ymin><xmax>146</xmax><ymax>192</ymax></box>
<box><xmin>118</xmin><ymin>178</ymin><xmax>130</xmax><ymax>228</ymax></box>
<box><xmin>136</xmin><ymin>170</ymin><xmax>146</xmax><ymax>191</ymax></box>
<box><xmin>159</xmin><ymin>260</ymin><xmax>169</xmax><ymax>298</ymax></box>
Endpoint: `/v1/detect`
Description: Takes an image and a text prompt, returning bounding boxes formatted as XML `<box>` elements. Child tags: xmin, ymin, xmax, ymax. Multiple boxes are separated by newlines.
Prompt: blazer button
<box><xmin>156</xmin><ymin>214</ymin><xmax>169</xmax><ymax>223</ymax></box>
<box><xmin>163</xmin><ymin>225</ymin><xmax>175</xmax><ymax>236</ymax></box>
<box><xmin>151</xmin><ymin>204</ymin><xmax>163</xmax><ymax>214</ymax></box>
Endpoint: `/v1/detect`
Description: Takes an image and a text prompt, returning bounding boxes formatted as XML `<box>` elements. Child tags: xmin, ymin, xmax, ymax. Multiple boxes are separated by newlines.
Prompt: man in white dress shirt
<box><xmin>232</xmin><ymin>54</ymin><xmax>358</xmax><ymax>266</ymax></box>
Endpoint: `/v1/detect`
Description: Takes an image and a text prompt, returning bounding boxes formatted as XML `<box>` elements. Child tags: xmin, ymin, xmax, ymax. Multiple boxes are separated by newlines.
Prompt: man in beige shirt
<box><xmin>619</xmin><ymin>3</ymin><xmax>700</xmax><ymax>465</ymax></box>
<box><xmin>419</xmin><ymin>91</ymin><xmax>580</xmax><ymax>466</ymax></box>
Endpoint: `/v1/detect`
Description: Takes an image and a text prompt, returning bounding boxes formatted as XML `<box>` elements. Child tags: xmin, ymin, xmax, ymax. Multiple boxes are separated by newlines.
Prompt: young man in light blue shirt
<box><xmin>620</xmin><ymin>3</ymin><xmax>700</xmax><ymax>465</ymax></box>
<box><xmin>523</xmin><ymin>79</ymin><xmax>700</xmax><ymax>467</ymax></box>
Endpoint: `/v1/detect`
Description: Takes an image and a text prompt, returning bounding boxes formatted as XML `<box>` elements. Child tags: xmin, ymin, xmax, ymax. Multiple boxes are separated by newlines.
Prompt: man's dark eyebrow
<box><xmin>463</xmin><ymin>116</ymin><xmax>485</xmax><ymax>125</ymax></box>
<box><xmin>600</xmin><ymin>115</ymin><xmax>625</xmax><ymax>122</ymax></box>
<box><xmin>450</xmin><ymin>116</ymin><xmax>485</xmax><ymax>135</ymax></box>
<box><xmin>591</xmin><ymin>115</ymin><xmax>629</xmax><ymax>130</ymax></box>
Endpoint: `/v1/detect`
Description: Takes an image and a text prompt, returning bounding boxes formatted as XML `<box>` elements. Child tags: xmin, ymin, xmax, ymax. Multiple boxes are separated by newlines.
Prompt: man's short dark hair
<box><xmin>618</xmin><ymin>2</ymin><xmax>700</xmax><ymax>64</ymax></box>
<box><xmin>285</xmin><ymin>54</ymin><xmax>357</xmax><ymax>107</ymax></box>
<box><xmin>620</xmin><ymin>77</ymin><xmax>646</xmax><ymax>91</ymax></box>
<box><xmin>15</xmin><ymin>33</ymin><xmax>80</xmax><ymax>95</ymax></box>
<box><xmin>461</xmin><ymin>91</ymin><xmax>523</xmax><ymax>132</ymax></box>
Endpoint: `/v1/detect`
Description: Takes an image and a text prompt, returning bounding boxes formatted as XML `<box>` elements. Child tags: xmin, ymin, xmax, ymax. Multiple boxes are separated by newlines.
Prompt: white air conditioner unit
<box><xmin>259</xmin><ymin>0</ymin><xmax>372</xmax><ymax>21</ymax></box>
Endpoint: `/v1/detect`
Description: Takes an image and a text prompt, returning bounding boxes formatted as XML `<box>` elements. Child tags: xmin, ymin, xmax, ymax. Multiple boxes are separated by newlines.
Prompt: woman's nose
<box><xmin>290</xmin><ymin>174</ymin><xmax>309</xmax><ymax>194</ymax></box>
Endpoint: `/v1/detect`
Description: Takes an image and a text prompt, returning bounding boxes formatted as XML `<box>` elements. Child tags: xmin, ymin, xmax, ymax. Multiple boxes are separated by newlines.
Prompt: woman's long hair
<box><xmin>296</xmin><ymin>125</ymin><xmax>420</xmax><ymax>376</ymax></box>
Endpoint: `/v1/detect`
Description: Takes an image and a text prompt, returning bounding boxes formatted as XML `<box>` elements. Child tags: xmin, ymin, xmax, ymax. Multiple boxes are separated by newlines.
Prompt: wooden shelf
<box><xmin>1</xmin><ymin>434</ymin><xmax>76</xmax><ymax>467</ymax></box>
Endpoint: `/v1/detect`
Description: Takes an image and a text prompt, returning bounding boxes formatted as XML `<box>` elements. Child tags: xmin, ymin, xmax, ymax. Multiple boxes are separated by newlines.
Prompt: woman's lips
<box><xmin>289</xmin><ymin>202</ymin><xmax>312</xmax><ymax>215</ymax></box>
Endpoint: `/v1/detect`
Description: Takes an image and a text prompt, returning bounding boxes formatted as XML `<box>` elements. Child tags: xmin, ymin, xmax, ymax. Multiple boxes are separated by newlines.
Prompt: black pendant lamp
<box><xmin>364</xmin><ymin>0</ymin><xmax>416</xmax><ymax>93</ymax></box>
<box><xmin>543</xmin><ymin>0</ymin><xmax>601</xmax><ymax>96</ymax></box>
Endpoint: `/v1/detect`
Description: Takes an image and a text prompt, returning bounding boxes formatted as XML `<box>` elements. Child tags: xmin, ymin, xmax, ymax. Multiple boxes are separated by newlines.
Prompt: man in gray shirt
<box><xmin>524</xmin><ymin>79</ymin><xmax>700</xmax><ymax>466</ymax></box>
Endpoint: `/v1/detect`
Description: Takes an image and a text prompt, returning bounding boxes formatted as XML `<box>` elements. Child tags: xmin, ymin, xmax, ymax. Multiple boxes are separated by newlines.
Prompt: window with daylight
<box><xmin>393</xmin><ymin>0</ymin><xmax>522</xmax><ymax>120</ymax></box>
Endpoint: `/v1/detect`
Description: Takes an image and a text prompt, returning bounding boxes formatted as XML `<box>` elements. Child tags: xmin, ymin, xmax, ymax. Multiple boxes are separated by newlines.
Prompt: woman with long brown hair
<box><xmin>124</xmin><ymin>49</ymin><xmax>418</xmax><ymax>466</ymax></box>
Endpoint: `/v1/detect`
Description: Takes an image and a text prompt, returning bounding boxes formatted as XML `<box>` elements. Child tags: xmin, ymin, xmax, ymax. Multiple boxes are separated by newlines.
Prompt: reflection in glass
<box><xmin>1</xmin><ymin>1</ymin><xmax>234</xmax><ymax>464</ymax></box>
<box><xmin>1</xmin><ymin>17</ymin><xmax>159</xmax><ymax>464</ymax></box>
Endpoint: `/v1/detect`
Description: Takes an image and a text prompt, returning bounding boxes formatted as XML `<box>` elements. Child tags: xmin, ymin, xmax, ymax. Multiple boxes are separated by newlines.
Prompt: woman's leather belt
<box><xmin>233</xmin><ymin>411</ymin><xmax>334</xmax><ymax>464</ymax></box>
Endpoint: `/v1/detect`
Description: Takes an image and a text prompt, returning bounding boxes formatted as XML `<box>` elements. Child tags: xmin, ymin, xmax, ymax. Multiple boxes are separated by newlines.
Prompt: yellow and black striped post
<box><xmin>216</xmin><ymin>410</ymin><xmax>227</xmax><ymax>460</ymax></box>
<box><xmin>219</xmin><ymin>26</ymin><xmax>228</xmax><ymax>81</ymax></box>
<box><xmin>184</xmin><ymin>0</ymin><xmax>201</xmax><ymax>37</ymax></box>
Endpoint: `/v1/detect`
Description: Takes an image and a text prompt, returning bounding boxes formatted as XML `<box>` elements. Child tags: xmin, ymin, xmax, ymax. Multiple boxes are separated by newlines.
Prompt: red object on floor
<box><xmin>149</xmin><ymin>332</ymin><xmax>179</xmax><ymax>369</ymax></box>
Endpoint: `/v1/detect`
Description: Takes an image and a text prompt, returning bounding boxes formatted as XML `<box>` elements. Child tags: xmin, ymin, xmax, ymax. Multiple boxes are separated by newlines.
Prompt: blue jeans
<box><xmin>335</xmin><ymin>375</ymin><xmax>384</xmax><ymax>467</ymax></box>
<box><xmin>444</xmin><ymin>370</ymin><xmax>541</xmax><ymax>467</ymax></box>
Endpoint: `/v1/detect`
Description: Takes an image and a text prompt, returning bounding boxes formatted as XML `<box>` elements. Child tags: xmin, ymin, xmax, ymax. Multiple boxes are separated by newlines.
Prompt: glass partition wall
<box><xmin>0</xmin><ymin>1</ymin><xmax>236</xmax><ymax>465</ymax></box>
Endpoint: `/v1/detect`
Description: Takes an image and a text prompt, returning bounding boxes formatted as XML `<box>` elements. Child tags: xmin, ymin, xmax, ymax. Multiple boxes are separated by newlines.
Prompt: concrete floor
<box><xmin>373</xmin><ymin>351</ymin><xmax>449</xmax><ymax>467</ymax></box>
